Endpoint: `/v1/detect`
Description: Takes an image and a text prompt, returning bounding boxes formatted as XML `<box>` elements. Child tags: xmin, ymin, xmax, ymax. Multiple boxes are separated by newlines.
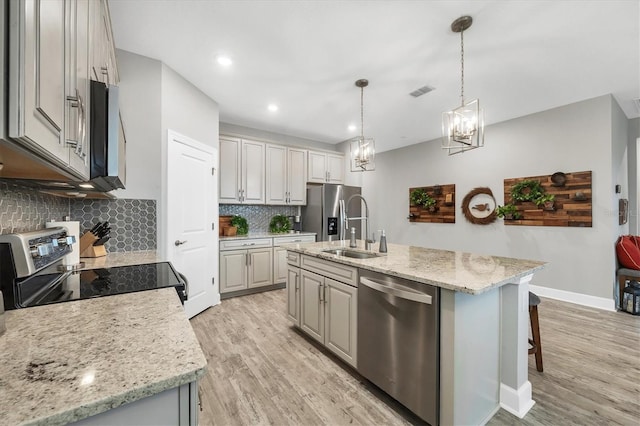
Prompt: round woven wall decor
<box><xmin>462</xmin><ymin>187</ymin><xmax>497</xmax><ymax>225</ymax></box>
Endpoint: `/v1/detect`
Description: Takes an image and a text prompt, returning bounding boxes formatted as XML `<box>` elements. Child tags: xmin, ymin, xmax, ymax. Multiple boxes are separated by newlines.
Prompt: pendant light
<box><xmin>442</xmin><ymin>16</ymin><xmax>484</xmax><ymax>155</ymax></box>
<box><xmin>350</xmin><ymin>79</ymin><xmax>375</xmax><ymax>171</ymax></box>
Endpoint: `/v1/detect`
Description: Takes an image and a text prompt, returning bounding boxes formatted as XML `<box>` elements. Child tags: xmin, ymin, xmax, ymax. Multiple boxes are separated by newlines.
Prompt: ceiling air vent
<box><xmin>409</xmin><ymin>85</ymin><xmax>435</xmax><ymax>98</ymax></box>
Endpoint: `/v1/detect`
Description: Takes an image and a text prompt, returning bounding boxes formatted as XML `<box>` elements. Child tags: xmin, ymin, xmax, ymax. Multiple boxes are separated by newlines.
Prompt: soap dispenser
<box><xmin>378</xmin><ymin>229</ymin><xmax>387</xmax><ymax>253</ymax></box>
<box><xmin>349</xmin><ymin>227</ymin><xmax>357</xmax><ymax>248</ymax></box>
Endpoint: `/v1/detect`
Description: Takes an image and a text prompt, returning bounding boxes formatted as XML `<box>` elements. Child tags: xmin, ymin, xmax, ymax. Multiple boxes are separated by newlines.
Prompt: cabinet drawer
<box><xmin>273</xmin><ymin>235</ymin><xmax>316</xmax><ymax>246</ymax></box>
<box><xmin>220</xmin><ymin>238</ymin><xmax>272</xmax><ymax>251</ymax></box>
<box><xmin>286</xmin><ymin>251</ymin><xmax>300</xmax><ymax>267</ymax></box>
<box><xmin>300</xmin><ymin>255</ymin><xmax>358</xmax><ymax>287</ymax></box>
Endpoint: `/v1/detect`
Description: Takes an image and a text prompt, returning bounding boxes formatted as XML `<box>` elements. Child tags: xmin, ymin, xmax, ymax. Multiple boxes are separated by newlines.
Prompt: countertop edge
<box><xmin>285</xmin><ymin>242</ymin><xmax>547</xmax><ymax>295</ymax></box>
<box><xmin>34</xmin><ymin>366</ymin><xmax>207</xmax><ymax>426</ymax></box>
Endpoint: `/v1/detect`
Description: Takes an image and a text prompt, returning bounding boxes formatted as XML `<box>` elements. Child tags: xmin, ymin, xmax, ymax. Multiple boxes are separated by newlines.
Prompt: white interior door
<box><xmin>167</xmin><ymin>130</ymin><xmax>219</xmax><ymax>318</ymax></box>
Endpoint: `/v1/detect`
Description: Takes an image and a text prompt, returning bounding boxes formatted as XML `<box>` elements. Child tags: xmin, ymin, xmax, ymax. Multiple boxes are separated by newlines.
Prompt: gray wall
<box><xmin>220</xmin><ymin>122</ymin><xmax>337</xmax><ymax>152</ymax></box>
<box><xmin>114</xmin><ymin>50</ymin><xmax>220</xmax><ymax>257</ymax></box>
<box><xmin>628</xmin><ymin>117</ymin><xmax>640</xmax><ymax>234</ymax></box>
<box><xmin>113</xmin><ymin>50</ymin><xmax>162</xmax><ymax>201</ymax></box>
<box><xmin>158</xmin><ymin>63</ymin><xmax>220</xmax><ymax>256</ymax></box>
<box><xmin>345</xmin><ymin>95</ymin><xmax>626</xmax><ymax>301</ymax></box>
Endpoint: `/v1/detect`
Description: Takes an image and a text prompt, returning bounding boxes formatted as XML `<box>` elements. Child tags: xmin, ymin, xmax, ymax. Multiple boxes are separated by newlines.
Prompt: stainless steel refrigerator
<box><xmin>302</xmin><ymin>183</ymin><xmax>362</xmax><ymax>242</ymax></box>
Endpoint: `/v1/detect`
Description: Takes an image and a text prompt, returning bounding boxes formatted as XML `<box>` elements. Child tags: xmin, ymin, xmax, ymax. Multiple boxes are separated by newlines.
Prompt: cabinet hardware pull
<box><xmin>323</xmin><ymin>285</ymin><xmax>327</xmax><ymax>304</ymax></box>
<box><xmin>318</xmin><ymin>284</ymin><xmax>322</xmax><ymax>302</ymax></box>
<box><xmin>295</xmin><ymin>276</ymin><xmax>299</xmax><ymax>291</ymax></box>
<box><xmin>65</xmin><ymin>89</ymin><xmax>84</xmax><ymax>155</ymax></box>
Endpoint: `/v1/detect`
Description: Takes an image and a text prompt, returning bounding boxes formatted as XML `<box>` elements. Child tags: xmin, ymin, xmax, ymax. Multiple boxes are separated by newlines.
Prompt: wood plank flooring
<box><xmin>190</xmin><ymin>289</ymin><xmax>640</xmax><ymax>426</ymax></box>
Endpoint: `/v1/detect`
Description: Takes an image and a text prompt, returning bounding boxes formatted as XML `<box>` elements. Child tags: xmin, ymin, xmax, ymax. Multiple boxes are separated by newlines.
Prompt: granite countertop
<box><xmin>80</xmin><ymin>250</ymin><xmax>164</xmax><ymax>269</ymax></box>
<box><xmin>0</xmin><ymin>289</ymin><xmax>207</xmax><ymax>425</ymax></box>
<box><xmin>284</xmin><ymin>240</ymin><xmax>546</xmax><ymax>295</ymax></box>
<box><xmin>220</xmin><ymin>231</ymin><xmax>316</xmax><ymax>241</ymax></box>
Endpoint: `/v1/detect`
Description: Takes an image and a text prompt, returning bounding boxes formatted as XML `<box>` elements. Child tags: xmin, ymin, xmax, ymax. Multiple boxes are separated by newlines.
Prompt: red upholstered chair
<box><xmin>615</xmin><ymin>236</ymin><xmax>640</xmax><ymax>310</ymax></box>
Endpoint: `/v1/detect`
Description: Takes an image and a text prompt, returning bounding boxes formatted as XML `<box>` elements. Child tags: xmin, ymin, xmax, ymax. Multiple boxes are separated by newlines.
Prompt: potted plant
<box><xmin>424</xmin><ymin>196</ymin><xmax>438</xmax><ymax>212</ymax></box>
<box><xmin>230</xmin><ymin>215</ymin><xmax>248</xmax><ymax>235</ymax></box>
<box><xmin>269</xmin><ymin>214</ymin><xmax>291</xmax><ymax>233</ymax></box>
<box><xmin>510</xmin><ymin>180</ymin><xmax>544</xmax><ymax>203</ymax></box>
<box><xmin>496</xmin><ymin>204</ymin><xmax>521</xmax><ymax>220</ymax></box>
<box><xmin>535</xmin><ymin>194</ymin><xmax>556</xmax><ymax>211</ymax></box>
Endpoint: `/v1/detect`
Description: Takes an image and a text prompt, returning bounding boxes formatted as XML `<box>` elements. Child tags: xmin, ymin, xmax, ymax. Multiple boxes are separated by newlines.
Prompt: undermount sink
<box><xmin>321</xmin><ymin>249</ymin><xmax>381</xmax><ymax>259</ymax></box>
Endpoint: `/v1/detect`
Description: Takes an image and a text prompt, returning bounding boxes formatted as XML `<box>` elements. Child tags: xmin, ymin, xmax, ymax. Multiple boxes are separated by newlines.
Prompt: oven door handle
<box><xmin>359</xmin><ymin>277</ymin><xmax>432</xmax><ymax>305</ymax></box>
<box><xmin>20</xmin><ymin>271</ymin><xmax>72</xmax><ymax>307</ymax></box>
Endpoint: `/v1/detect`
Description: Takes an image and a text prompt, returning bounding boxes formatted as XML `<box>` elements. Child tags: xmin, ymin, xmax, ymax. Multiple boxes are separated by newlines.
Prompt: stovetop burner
<box><xmin>0</xmin><ymin>228</ymin><xmax>186</xmax><ymax>310</ymax></box>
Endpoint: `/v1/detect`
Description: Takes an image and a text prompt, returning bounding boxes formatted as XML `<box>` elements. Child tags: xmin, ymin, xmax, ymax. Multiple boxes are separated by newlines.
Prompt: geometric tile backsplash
<box><xmin>219</xmin><ymin>204</ymin><xmax>299</xmax><ymax>233</ymax></box>
<box><xmin>0</xmin><ymin>181</ymin><xmax>70</xmax><ymax>234</ymax></box>
<box><xmin>70</xmin><ymin>199</ymin><xmax>157</xmax><ymax>252</ymax></box>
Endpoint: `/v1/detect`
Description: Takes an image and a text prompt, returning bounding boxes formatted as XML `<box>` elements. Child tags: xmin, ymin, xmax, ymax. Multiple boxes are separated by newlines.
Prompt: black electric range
<box><xmin>0</xmin><ymin>228</ymin><xmax>186</xmax><ymax>310</ymax></box>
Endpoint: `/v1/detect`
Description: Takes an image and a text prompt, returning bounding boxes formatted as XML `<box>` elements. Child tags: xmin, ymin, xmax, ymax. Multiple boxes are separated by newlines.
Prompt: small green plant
<box><xmin>230</xmin><ymin>215</ymin><xmax>248</xmax><ymax>235</ymax></box>
<box><xmin>269</xmin><ymin>214</ymin><xmax>291</xmax><ymax>233</ymax></box>
<box><xmin>511</xmin><ymin>180</ymin><xmax>544</xmax><ymax>203</ymax></box>
<box><xmin>496</xmin><ymin>204</ymin><xmax>521</xmax><ymax>220</ymax></box>
<box><xmin>534</xmin><ymin>193</ymin><xmax>555</xmax><ymax>207</ymax></box>
<box><xmin>410</xmin><ymin>188</ymin><xmax>436</xmax><ymax>209</ymax></box>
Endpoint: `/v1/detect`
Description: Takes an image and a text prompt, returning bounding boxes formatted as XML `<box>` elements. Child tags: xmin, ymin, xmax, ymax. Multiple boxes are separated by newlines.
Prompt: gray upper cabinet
<box><xmin>66</xmin><ymin>0</ymin><xmax>91</xmax><ymax>177</ymax></box>
<box><xmin>90</xmin><ymin>0</ymin><xmax>119</xmax><ymax>85</ymax></box>
<box><xmin>7</xmin><ymin>0</ymin><xmax>118</xmax><ymax>181</ymax></box>
<box><xmin>9</xmin><ymin>0</ymin><xmax>69</xmax><ymax>169</ymax></box>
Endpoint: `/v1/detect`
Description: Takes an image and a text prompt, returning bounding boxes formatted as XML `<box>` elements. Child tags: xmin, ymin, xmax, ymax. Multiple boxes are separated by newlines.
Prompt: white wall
<box><xmin>347</xmin><ymin>95</ymin><xmax>626</xmax><ymax>301</ymax></box>
<box><xmin>112</xmin><ymin>50</ymin><xmax>162</xmax><ymax>200</ymax></box>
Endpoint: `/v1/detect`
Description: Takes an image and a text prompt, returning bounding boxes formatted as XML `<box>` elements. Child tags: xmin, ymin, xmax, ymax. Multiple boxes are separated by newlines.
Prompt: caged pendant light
<box><xmin>442</xmin><ymin>16</ymin><xmax>484</xmax><ymax>155</ymax></box>
<box><xmin>350</xmin><ymin>79</ymin><xmax>375</xmax><ymax>171</ymax></box>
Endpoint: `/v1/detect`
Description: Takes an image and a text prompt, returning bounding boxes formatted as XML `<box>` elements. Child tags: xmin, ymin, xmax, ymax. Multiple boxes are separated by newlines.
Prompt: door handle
<box><xmin>360</xmin><ymin>277</ymin><xmax>433</xmax><ymax>305</ymax></box>
<box><xmin>174</xmin><ymin>240</ymin><xmax>188</xmax><ymax>246</ymax></box>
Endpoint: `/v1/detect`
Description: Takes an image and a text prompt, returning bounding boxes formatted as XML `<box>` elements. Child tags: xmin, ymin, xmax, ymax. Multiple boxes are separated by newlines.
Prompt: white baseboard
<box><xmin>500</xmin><ymin>381</ymin><xmax>535</xmax><ymax>418</ymax></box>
<box><xmin>529</xmin><ymin>284</ymin><xmax>616</xmax><ymax>312</ymax></box>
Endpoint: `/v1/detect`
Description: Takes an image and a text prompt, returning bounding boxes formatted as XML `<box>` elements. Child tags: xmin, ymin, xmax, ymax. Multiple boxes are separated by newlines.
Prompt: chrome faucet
<box><xmin>344</xmin><ymin>194</ymin><xmax>374</xmax><ymax>250</ymax></box>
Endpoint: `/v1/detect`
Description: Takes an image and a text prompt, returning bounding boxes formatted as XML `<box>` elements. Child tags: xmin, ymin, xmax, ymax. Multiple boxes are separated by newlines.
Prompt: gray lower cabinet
<box><xmin>296</xmin><ymin>256</ymin><xmax>357</xmax><ymax>368</ymax></box>
<box><xmin>73</xmin><ymin>381</ymin><xmax>199</xmax><ymax>425</ymax></box>
<box><xmin>286</xmin><ymin>264</ymin><xmax>301</xmax><ymax>325</ymax></box>
<box><xmin>219</xmin><ymin>247</ymin><xmax>273</xmax><ymax>293</ymax></box>
<box><xmin>273</xmin><ymin>234</ymin><xmax>315</xmax><ymax>284</ymax></box>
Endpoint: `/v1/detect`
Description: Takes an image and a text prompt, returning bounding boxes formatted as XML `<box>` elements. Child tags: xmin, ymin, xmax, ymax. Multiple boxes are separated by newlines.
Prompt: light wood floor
<box><xmin>190</xmin><ymin>289</ymin><xmax>640</xmax><ymax>426</ymax></box>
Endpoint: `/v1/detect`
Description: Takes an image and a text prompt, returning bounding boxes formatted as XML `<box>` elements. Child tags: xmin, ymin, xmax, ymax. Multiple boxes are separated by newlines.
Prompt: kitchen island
<box><xmin>284</xmin><ymin>240</ymin><xmax>546</xmax><ymax>425</ymax></box>
<box><xmin>0</xmin><ymin>288</ymin><xmax>207</xmax><ymax>425</ymax></box>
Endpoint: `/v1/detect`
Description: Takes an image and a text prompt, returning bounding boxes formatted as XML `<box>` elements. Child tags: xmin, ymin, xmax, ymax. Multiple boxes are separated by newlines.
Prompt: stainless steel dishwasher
<box><xmin>358</xmin><ymin>269</ymin><xmax>439</xmax><ymax>425</ymax></box>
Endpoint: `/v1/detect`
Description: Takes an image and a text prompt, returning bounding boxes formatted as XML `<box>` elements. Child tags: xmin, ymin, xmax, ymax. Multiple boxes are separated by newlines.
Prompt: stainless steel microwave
<box><xmin>90</xmin><ymin>80</ymin><xmax>126</xmax><ymax>191</ymax></box>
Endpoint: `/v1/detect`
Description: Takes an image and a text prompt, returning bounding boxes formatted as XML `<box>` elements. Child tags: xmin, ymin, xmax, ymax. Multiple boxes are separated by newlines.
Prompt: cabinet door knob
<box><xmin>174</xmin><ymin>240</ymin><xmax>188</xmax><ymax>246</ymax></box>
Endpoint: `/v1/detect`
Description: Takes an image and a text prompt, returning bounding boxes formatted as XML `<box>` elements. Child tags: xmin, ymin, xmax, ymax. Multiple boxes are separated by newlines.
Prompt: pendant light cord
<box><xmin>360</xmin><ymin>85</ymin><xmax>365</xmax><ymax>141</ymax></box>
<box><xmin>460</xmin><ymin>28</ymin><xmax>465</xmax><ymax>106</ymax></box>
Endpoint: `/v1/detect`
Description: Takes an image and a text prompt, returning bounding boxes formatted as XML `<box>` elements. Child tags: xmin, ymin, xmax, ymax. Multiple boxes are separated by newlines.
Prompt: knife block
<box><xmin>79</xmin><ymin>232</ymin><xmax>107</xmax><ymax>258</ymax></box>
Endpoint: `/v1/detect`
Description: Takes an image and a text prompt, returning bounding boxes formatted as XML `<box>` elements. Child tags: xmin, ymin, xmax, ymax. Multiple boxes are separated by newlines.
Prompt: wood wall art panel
<box><xmin>408</xmin><ymin>184</ymin><xmax>456</xmax><ymax>224</ymax></box>
<box><xmin>503</xmin><ymin>170</ymin><xmax>592</xmax><ymax>227</ymax></box>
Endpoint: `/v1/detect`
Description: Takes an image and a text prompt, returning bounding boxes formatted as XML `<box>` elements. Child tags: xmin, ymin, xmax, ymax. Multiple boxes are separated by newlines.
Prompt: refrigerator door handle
<box><xmin>339</xmin><ymin>199</ymin><xmax>345</xmax><ymax>241</ymax></box>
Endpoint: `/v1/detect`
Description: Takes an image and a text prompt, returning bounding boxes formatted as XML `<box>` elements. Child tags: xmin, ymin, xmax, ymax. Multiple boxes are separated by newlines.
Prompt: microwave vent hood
<box><xmin>90</xmin><ymin>80</ymin><xmax>126</xmax><ymax>191</ymax></box>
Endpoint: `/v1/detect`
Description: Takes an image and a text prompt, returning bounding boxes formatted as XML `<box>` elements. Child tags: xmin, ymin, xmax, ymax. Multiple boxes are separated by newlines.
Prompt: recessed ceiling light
<box><xmin>348</xmin><ymin>124</ymin><xmax>357</xmax><ymax>132</ymax></box>
<box><xmin>268</xmin><ymin>104</ymin><xmax>278</xmax><ymax>112</ymax></box>
<box><xmin>216</xmin><ymin>55</ymin><xmax>232</xmax><ymax>67</ymax></box>
<box><xmin>79</xmin><ymin>183</ymin><xmax>94</xmax><ymax>189</ymax></box>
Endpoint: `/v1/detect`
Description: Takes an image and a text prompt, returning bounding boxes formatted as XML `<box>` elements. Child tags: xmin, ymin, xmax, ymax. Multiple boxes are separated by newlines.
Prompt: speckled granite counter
<box><xmin>219</xmin><ymin>231</ymin><xmax>316</xmax><ymax>240</ymax></box>
<box><xmin>0</xmin><ymin>289</ymin><xmax>207</xmax><ymax>425</ymax></box>
<box><xmin>284</xmin><ymin>240</ymin><xmax>546</xmax><ymax>295</ymax></box>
